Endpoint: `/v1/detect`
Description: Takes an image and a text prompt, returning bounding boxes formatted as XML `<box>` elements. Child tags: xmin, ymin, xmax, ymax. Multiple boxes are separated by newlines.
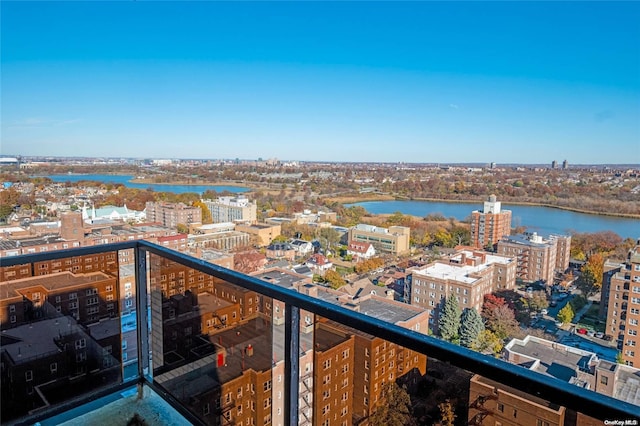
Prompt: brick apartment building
<box><xmin>601</xmin><ymin>242</ymin><xmax>640</xmax><ymax>367</ymax></box>
<box><xmin>469</xmin><ymin>195</ymin><xmax>512</xmax><ymax>249</ymax></box>
<box><xmin>409</xmin><ymin>248</ymin><xmax>516</xmax><ymax>333</ymax></box>
<box><xmin>145</xmin><ymin>201</ymin><xmax>202</xmax><ymax>229</ymax></box>
<box><xmin>497</xmin><ymin>232</ymin><xmax>571</xmax><ymax>284</ymax></box>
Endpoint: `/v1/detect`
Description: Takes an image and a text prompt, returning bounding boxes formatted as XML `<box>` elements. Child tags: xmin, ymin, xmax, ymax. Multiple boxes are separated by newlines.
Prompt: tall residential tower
<box><xmin>470</xmin><ymin>195</ymin><xmax>512</xmax><ymax>249</ymax></box>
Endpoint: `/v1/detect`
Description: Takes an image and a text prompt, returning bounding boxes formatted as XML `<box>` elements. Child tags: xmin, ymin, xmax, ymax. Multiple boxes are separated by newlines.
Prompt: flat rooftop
<box><xmin>254</xmin><ymin>268</ymin><xmax>308</xmax><ymax>289</ymax></box>
<box><xmin>2</xmin><ymin>271</ymin><xmax>114</xmax><ymax>299</ymax></box>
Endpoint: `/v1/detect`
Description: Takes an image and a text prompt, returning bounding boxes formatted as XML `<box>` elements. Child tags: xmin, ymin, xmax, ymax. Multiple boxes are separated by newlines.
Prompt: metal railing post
<box><xmin>135</xmin><ymin>245</ymin><xmax>150</xmax><ymax>396</ymax></box>
<box><xmin>285</xmin><ymin>304</ymin><xmax>300</xmax><ymax>426</ymax></box>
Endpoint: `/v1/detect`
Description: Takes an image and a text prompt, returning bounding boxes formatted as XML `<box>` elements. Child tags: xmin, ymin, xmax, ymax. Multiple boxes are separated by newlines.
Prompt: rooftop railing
<box><xmin>1</xmin><ymin>241</ymin><xmax>638</xmax><ymax>425</ymax></box>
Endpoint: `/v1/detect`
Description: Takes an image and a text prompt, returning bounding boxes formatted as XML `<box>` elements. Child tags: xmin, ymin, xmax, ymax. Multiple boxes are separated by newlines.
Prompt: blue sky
<box><xmin>2</xmin><ymin>1</ymin><xmax>639</xmax><ymax>164</ymax></box>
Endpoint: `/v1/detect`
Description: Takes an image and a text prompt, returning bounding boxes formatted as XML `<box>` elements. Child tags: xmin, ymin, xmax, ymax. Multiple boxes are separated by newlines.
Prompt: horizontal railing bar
<box><xmin>0</xmin><ymin>241</ymin><xmax>138</xmax><ymax>266</ymax></box>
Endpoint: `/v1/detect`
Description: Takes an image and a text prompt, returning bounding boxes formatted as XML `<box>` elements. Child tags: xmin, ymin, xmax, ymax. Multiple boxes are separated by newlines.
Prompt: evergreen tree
<box><xmin>459</xmin><ymin>308</ymin><xmax>485</xmax><ymax>348</ymax></box>
<box><xmin>439</xmin><ymin>296</ymin><xmax>461</xmax><ymax>342</ymax></box>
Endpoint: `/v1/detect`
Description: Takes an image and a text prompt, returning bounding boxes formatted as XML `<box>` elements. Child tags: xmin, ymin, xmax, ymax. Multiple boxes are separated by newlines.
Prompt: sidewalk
<box><xmin>573</xmin><ymin>300</ymin><xmax>593</xmax><ymax>324</ymax></box>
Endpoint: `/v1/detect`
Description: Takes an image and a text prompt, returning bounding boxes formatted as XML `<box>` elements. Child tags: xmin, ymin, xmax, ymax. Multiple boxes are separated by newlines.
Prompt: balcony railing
<box><xmin>1</xmin><ymin>241</ymin><xmax>638</xmax><ymax>425</ymax></box>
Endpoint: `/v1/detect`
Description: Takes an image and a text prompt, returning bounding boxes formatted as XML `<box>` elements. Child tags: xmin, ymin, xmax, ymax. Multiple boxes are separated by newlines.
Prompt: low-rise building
<box><xmin>236</xmin><ymin>223</ymin><xmax>281</xmax><ymax>247</ymax></box>
<box><xmin>347</xmin><ymin>240</ymin><xmax>376</xmax><ymax>261</ymax></box>
<box><xmin>469</xmin><ymin>334</ymin><xmax>640</xmax><ymax>425</ymax></box>
<box><xmin>347</xmin><ymin>224</ymin><xmax>410</xmax><ymax>255</ymax></box>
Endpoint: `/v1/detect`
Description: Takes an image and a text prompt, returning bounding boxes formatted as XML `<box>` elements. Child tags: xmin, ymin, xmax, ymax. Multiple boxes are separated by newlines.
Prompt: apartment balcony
<box><xmin>0</xmin><ymin>241</ymin><xmax>638</xmax><ymax>426</ymax></box>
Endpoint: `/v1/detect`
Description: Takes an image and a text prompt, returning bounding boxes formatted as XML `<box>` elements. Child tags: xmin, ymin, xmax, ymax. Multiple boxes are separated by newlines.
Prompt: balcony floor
<box><xmin>39</xmin><ymin>385</ymin><xmax>188</xmax><ymax>426</ymax></box>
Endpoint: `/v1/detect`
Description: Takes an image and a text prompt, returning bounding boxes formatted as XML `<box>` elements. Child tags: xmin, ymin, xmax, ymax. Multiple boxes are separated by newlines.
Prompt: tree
<box><xmin>459</xmin><ymin>308</ymin><xmax>485</xmax><ymax>348</ymax></box>
<box><xmin>369</xmin><ymin>382</ymin><xmax>415</xmax><ymax>426</ymax></box>
<box><xmin>319</xmin><ymin>227</ymin><xmax>341</xmax><ymax>251</ymax></box>
<box><xmin>472</xmin><ymin>329</ymin><xmax>504</xmax><ymax>355</ymax></box>
<box><xmin>324</xmin><ymin>270</ymin><xmax>346</xmax><ymax>289</ymax></box>
<box><xmin>193</xmin><ymin>200</ymin><xmax>212</xmax><ymax>224</ymax></box>
<box><xmin>438</xmin><ymin>399</ymin><xmax>456</xmax><ymax>426</ymax></box>
<box><xmin>557</xmin><ymin>304</ymin><xmax>574</xmax><ymax>325</ymax></box>
<box><xmin>439</xmin><ymin>296</ymin><xmax>461</xmax><ymax>342</ymax></box>
<box><xmin>481</xmin><ymin>294</ymin><xmax>507</xmax><ymax>321</ymax></box>
<box><xmin>176</xmin><ymin>223</ymin><xmax>189</xmax><ymax>234</ymax></box>
<box><xmin>271</xmin><ymin>234</ymin><xmax>288</xmax><ymax>243</ymax></box>
<box><xmin>523</xmin><ymin>291</ymin><xmax>549</xmax><ymax>313</ymax></box>
<box><xmin>579</xmin><ymin>252</ymin><xmax>605</xmax><ymax>295</ymax></box>
<box><xmin>486</xmin><ymin>304</ymin><xmax>518</xmax><ymax>340</ymax></box>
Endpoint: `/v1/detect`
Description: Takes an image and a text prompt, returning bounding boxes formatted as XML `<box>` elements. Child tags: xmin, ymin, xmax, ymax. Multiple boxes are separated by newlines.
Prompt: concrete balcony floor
<box><xmin>38</xmin><ymin>386</ymin><xmax>188</xmax><ymax>426</ymax></box>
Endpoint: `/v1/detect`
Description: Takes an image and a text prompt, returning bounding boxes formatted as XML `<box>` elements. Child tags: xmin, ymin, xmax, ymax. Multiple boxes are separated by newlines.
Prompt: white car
<box><xmin>540</xmin><ymin>309</ymin><xmax>548</xmax><ymax>315</ymax></box>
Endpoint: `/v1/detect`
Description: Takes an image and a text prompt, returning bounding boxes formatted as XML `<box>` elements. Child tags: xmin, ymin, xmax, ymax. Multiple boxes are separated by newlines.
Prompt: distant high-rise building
<box><xmin>470</xmin><ymin>195</ymin><xmax>512</xmax><ymax>249</ymax></box>
<box><xmin>551</xmin><ymin>160</ymin><xmax>558</xmax><ymax>169</ymax></box>
<box><xmin>602</xmin><ymin>242</ymin><xmax>640</xmax><ymax>367</ymax></box>
<box><xmin>562</xmin><ymin>159</ymin><xmax>568</xmax><ymax>169</ymax></box>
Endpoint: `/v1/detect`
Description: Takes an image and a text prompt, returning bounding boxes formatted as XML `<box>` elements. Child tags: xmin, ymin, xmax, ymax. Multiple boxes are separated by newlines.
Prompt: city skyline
<box><xmin>2</xmin><ymin>2</ymin><xmax>639</xmax><ymax>164</ymax></box>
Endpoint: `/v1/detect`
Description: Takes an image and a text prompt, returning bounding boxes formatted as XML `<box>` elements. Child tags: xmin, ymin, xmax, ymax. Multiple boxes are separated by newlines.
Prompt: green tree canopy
<box><xmin>557</xmin><ymin>303</ymin><xmax>574</xmax><ymax>324</ymax></box>
<box><xmin>472</xmin><ymin>329</ymin><xmax>504</xmax><ymax>355</ymax></box>
<box><xmin>459</xmin><ymin>308</ymin><xmax>485</xmax><ymax>348</ymax></box>
<box><xmin>439</xmin><ymin>296</ymin><xmax>461</xmax><ymax>342</ymax></box>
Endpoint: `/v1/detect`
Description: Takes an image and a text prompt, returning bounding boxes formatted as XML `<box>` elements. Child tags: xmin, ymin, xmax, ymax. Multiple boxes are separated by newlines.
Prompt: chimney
<box><xmin>246</xmin><ymin>344</ymin><xmax>254</xmax><ymax>357</ymax></box>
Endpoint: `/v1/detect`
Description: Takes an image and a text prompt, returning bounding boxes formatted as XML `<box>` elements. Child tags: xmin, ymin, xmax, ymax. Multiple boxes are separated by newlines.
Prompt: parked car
<box><xmin>550</xmin><ymin>300</ymin><xmax>557</xmax><ymax>307</ymax></box>
<box><xmin>577</xmin><ymin>328</ymin><xmax>588</xmax><ymax>335</ymax></box>
<box><xmin>540</xmin><ymin>309</ymin><xmax>548</xmax><ymax>315</ymax></box>
<box><xmin>555</xmin><ymin>321</ymin><xmax>563</xmax><ymax>327</ymax></box>
<box><xmin>587</xmin><ymin>330</ymin><xmax>595</xmax><ymax>337</ymax></box>
<box><xmin>595</xmin><ymin>332</ymin><xmax>604</xmax><ymax>339</ymax></box>
<box><xmin>603</xmin><ymin>334</ymin><xmax>613</xmax><ymax>341</ymax></box>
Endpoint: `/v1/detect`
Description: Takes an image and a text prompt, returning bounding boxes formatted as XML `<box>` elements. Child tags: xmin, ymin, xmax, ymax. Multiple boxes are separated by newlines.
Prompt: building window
<box><xmin>601</xmin><ymin>376</ymin><xmax>608</xmax><ymax>385</ymax></box>
<box><xmin>25</xmin><ymin>370</ymin><xmax>33</xmax><ymax>381</ymax></box>
<box><xmin>203</xmin><ymin>403</ymin><xmax>210</xmax><ymax>416</ymax></box>
<box><xmin>497</xmin><ymin>403</ymin><xmax>504</xmax><ymax>413</ymax></box>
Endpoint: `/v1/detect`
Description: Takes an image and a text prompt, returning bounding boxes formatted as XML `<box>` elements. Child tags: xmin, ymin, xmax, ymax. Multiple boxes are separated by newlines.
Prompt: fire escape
<box><xmin>217</xmin><ymin>398</ymin><xmax>235</xmax><ymax>425</ymax></box>
<box><xmin>517</xmin><ymin>250</ymin><xmax>529</xmax><ymax>280</ymax></box>
<box><xmin>299</xmin><ymin>371</ymin><xmax>313</xmax><ymax>426</ymax></box>
<box><xmin>468</xmin><ymin>393</ymin><xmax>497</xmax><ymax>425</ymax></box>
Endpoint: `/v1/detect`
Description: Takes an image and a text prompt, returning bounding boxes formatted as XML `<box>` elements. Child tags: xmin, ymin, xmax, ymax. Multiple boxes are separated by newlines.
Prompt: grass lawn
<box><xmin>335</xmin><ymin>265</ymin><xmax>355</xmax><ymax>275</ymax></box>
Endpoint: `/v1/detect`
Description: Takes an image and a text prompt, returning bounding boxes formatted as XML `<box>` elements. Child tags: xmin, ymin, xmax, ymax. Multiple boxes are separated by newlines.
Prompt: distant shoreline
<box><xmin>60</xmin><ymin>175</ymin><xmax>639</xmax><ymax>221</ymax></box>
<box><xmin>331</xmin><ymin>194</ymin><xmax>640</xmax><ymax>220</ymax></box>
<box><xmin>130</xmin><ymin>178</ymin><xmax>257</xmax><ymax>188</ymax></box>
